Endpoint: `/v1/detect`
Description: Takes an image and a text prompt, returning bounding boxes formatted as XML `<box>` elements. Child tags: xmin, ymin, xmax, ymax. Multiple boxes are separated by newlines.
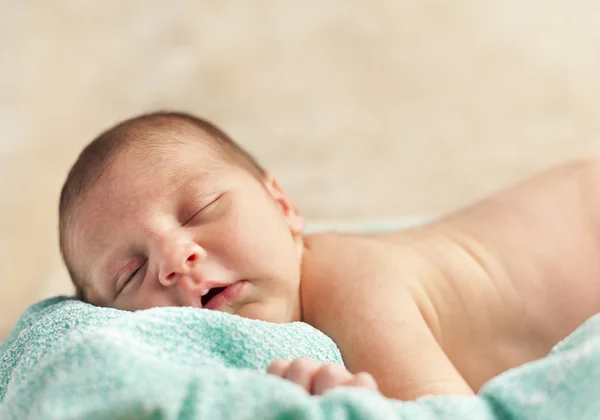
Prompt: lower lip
<box><xmin>204</xmin><ymin>280</ymin><xmax>248</xmax><ymax>310</ymax></box>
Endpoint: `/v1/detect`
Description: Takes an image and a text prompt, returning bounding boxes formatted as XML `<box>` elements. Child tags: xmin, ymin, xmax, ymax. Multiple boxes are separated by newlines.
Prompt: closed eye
<box><xmin>183</xmin><ymin>208</ymin><xmax>203</xmax><ymax>226</ymax></box>
<box><xmin>119</xmin><ymin>260</ymin><xmax>146</xmax><ymax>294</ymax></box>
<box><xmin>183</xmin><ymin>193</ymin><xmax>223</xmax><ymax>226</ymax></box>
<box><xmin>125</xmin><ymin>266</ymin><xmax>141</xmax><ymax>285</ymax></box>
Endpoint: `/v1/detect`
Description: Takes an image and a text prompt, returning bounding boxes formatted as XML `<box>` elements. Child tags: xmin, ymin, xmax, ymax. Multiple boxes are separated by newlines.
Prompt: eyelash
<box><xmin>184</xmin><ymin>194</ymin><xmax>221</xmax><ymax>225</ymax></box>
<box><xmin>124</xmin><ymin>264</ymin><xmax>143</xmax><ymax>285</ymax></box>
<box><xmin>183</xmin><ymin>208</ymin><xmax>203</xmax><ymax>226</ymax></box>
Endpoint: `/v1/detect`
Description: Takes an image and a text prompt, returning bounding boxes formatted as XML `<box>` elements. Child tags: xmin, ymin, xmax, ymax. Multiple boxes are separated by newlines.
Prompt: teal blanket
<box><xmin>1</xmin><ymin>297</ymin><xmax>599</xmax><ymax>419</ymax></box>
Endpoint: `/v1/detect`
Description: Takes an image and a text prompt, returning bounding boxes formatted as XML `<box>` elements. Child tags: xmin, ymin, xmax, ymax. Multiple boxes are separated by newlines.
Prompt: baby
<box><xmin>59</xmin><ymin>111</ymin><xmax>600</xmax><ymax>400</ymax></box>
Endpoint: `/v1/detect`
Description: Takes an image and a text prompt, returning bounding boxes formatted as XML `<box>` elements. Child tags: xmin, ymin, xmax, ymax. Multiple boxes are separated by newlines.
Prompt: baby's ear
<box><xmin>263</xmin><ymin>173</ymin><xmax>305</xmax><ymax>236</ymax></box>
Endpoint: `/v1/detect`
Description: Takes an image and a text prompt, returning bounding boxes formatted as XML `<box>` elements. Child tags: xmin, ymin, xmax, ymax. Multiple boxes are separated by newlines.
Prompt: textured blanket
<box><xmin>1</xmin><ymin>297</ymin><xmax>599</xmax><ymax>419</ymax></box>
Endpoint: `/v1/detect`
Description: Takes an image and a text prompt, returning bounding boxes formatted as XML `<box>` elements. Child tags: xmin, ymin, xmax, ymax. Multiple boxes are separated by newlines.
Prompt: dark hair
<box><xmin>58</xmin><ymin>111</ymin><xmax>265</xmax><ymax>299</ymax></box>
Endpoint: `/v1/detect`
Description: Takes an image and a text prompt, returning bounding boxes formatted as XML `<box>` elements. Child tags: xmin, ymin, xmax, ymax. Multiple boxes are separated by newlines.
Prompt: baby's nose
<box><xmin>155</xmin><ymin>237</ymin><xmax>207</xmax><ymax>286</ymax></box>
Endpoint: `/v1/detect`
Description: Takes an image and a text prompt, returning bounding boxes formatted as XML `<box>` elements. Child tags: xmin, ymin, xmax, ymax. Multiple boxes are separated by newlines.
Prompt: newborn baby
<box><xmin>59</xmin><ymin>111</ymin><xmax>600</xmax><ymax>400</ymax></box>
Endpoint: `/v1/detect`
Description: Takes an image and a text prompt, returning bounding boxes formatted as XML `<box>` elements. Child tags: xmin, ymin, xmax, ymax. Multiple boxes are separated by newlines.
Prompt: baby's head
<box><xmin>59</xmin><ymin>112</ymin><xmax>305</xmax><ymax>322</ymax></box>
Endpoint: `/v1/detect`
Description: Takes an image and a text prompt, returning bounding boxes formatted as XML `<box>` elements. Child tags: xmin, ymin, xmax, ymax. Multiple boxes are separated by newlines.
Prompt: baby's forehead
<box><xmin>122</xmin><ymin>128</ymin><xmax>219</xmax><ymax>160</ymax></box>
<box><xmin>77</xmin><ymin>140</ymin><xmax>241</xmax><ymax>234</ymax></box>
<box><xmin>111</xmin><ymin>136</ymin><xmax>225</xmax><ymax>178</ymax></box>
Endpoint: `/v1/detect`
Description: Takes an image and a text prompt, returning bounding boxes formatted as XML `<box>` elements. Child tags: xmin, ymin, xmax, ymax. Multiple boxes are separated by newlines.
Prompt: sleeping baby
<box><xmin>59</xmin><ymin>111</ymin><xmax>600</xmax><ymax>400</ymax></box>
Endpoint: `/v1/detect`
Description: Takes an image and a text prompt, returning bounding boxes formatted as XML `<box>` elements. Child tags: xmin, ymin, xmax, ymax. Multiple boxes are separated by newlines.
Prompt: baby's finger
<box><xmin>285</xmin><ymin>358</ymin><xmax>321</xmax><ymax>391</ymax></box>
<box><xmin>344</xmin><ymin>372</ymin><xmax>379</xmax><ymax>391</ymax></box>
<box><xmin>312</xmin><ymin>364</ymin><xmax>353</xmax><ymax>395</ymax></box>
<box><xmin>267</xmin><ymin>359</ymin><xmax>291</xmax><ymax>377</ymax></box>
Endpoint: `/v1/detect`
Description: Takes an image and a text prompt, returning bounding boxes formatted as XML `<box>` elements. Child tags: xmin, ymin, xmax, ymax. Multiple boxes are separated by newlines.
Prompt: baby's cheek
<box><xmin>134</xmin><ymin>283</ymin><xmax>181</xmax><ymax>310</ymax></box>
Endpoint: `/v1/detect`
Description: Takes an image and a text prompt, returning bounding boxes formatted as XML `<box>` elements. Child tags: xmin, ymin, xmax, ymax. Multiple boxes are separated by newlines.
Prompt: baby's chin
<box><xmin>233</xmin><ymin>301</ymin><xmax>299</xmax><ymax>324</ymax></box>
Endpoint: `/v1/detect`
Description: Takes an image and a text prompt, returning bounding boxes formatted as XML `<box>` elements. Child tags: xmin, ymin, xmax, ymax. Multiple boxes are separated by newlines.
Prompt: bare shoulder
<box><xmin>300</xmin><ymin>232</ymin><xmax>417</xmax><ymax>327</ymax></box>
<box><xmin>299</xmin><ymin>228</ymin><xmax>455</xmax><ymax>335</ymax></box>
<box><xmin>299</xmin><ymin>231</ymin><xmax>443</xmax><ymax>358</ymax></box>
<box><xmin>299</xmin><ymin>232</ymin><xmax>473</xmax><ymax>399</ymax></box>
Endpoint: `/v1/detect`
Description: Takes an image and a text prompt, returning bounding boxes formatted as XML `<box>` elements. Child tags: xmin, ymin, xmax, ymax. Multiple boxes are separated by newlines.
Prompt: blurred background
<box><xmin>2</xmin><ymin>1</ymin><xmax>600</xmax><ymax>339</ymax></box>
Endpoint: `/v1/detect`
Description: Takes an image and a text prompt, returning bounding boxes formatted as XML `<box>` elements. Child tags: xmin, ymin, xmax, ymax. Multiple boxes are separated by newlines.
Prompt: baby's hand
<box><xmin>267</xmin><ymin>358</ymin><xmax>379</xmax><ymax>395</ymax></box>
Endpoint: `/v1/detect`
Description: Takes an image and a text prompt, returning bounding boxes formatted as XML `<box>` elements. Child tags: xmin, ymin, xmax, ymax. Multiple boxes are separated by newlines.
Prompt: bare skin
<box><xmin>267</xmin><ymin>358</ymin><xmax>378</xmax><ymax>395</ymax></box>
<box><xmin>299</xmin><ymin>158</ymin><xmax>600</xmax><ymax>399</ymax></box>
<box><xmin>64</xmin><ymin>125</ymin><xmax>600</xmax><ymax>400</ymax></box>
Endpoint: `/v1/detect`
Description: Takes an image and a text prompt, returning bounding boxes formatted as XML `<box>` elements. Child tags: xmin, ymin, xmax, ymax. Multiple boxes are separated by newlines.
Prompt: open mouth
<box><xmin>201</xmin><ymin>287</ymin><xmax>226</xmax><ymax>307</ymax></box>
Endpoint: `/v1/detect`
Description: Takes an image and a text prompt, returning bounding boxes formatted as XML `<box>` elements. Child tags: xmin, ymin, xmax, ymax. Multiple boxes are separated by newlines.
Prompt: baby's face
<box><xmin>67</xmin><ymin>138</ymin><xmax>305</xmax><ymax>323</ymax></box>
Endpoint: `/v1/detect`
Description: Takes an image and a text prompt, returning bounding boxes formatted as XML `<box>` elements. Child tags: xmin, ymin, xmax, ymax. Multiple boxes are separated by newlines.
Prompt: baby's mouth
<box><xmin>201</xmin><ymin>287</ymin><xmax>226</xmax><ymax>307</ymax></box>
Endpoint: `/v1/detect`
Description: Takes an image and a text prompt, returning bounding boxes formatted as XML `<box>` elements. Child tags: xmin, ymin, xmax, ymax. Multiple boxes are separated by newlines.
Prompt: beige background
<box><xmin>2</xmin><ymin>1</ymin><xmax>600</xmax><ymax>339</ymax></box>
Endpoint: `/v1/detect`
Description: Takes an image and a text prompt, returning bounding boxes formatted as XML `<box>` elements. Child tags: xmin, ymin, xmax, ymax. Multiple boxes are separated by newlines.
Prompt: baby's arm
<box><xmin>267</xmin><ymin>358</ymin><xmax>378</xmax><ymax>395</ymax></box>
<box><xmin>286</xmin><ymin>300</ymin><xmax>472</xmax><ymax>400</ymax></box>
<box><xmin>339</xmin><ymin>296</ymin><xmax>474</xmax><ymax>400</ymax></box>
<box><xmin>301</xmin><ymin>236</ymin><xmax>475</xmax><ymax>400</ymax></box>
<box><xmin>274</xmin><ymin>331</ymin><xmax>472</xmax><ymax>401</ymax></box>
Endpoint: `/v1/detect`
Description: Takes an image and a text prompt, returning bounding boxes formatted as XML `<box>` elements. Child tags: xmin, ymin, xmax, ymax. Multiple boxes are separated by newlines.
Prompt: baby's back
<box><xmin>301</xmin><ymin>158</ymin><xmax>600</xmax><ymax>396</ymax></box>
<box><xmin>429</xmin><ymin>158</ymin><xmax>600</xmax><ymax>388</ymax></box>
